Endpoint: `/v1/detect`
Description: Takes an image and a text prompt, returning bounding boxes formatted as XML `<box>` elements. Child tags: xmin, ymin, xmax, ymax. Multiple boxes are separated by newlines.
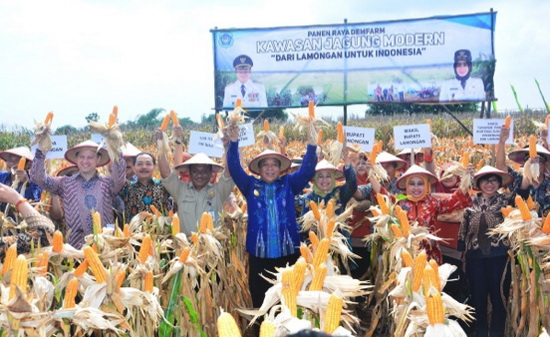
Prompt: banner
<box><xmin>212</xmin><ymin>12</ymin><xmax>496</xmax><ymax>109</ymax></box>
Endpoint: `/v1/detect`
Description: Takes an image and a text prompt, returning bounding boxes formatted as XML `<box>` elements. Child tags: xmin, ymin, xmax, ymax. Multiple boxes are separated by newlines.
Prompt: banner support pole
<box><xmin>440</xmin><ymin>104</ymin><xmax>473</xmax><ymax>136</ymax></box>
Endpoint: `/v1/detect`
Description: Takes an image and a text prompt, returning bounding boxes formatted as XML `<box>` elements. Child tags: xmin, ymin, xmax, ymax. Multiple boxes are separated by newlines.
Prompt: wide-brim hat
<box><xmin>396</xmin><ymin>148</ymin><xmax>424</xmax><ymax>161</ymax></box>
<box><xmin>56</xmin><ymin>165</ymin><xmax>79</xmax><ymax>177</ymax></box>
<box><xmin>472</xmin><ymin>165</ymin><xmax>512</xmax><ymax>190</ymax></box>
<box><xmin>508</xmin><ymin>144</ymin><xmax>550</xmax><ymax>164</ymax></box>
<box><xmin>376</xmin><ymin>151</ymin><xmax>407</xmax><ymax>170</ymax></box>
<box><xmin>248</xmin><ymin>149</ymin><xmax>291</xmax><ymax>175</ymax></box>
<box><xmin>175</xmin><ymin>152</ymin><xmax>224</xmax><ymax>173</ymax></box>
<box><xmin>121</xmin><ymin>142</ymin><xmax>141</xmax><ymax>158</ymax></box>
<box><xmin>64</xmin><ymin>140</ymin><xmax>110</xmax><ymax>167</ymax></box>
<box><xmin>396</xmin><ymin>165</ymin><xmax>438</xmax><ymax>190</ymax></box>
<box><xmin>290</xmin><ymin>157</ymin><xmax>303</xmax><ymax>170</ymax></box>
<box><xmin>0</xmin><ymin>146</ymin><xmax>34</xmax><ymax>162</ymax></box>
<box><xmin>313</xmin><ymin>159</ymin><xmax>344</xmax><ymax>181</ymax></box>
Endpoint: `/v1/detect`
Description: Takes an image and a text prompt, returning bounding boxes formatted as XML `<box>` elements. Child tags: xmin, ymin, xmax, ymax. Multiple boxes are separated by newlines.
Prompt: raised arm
<box><xmin>496</xmin><ymin>125</ymin><xmax>510</xmax><ymax>171</ymax></box>
<box><xmin>155</xmin><ymin>128</ymin><xmax>171</xmax><ymax>179</ymax></box>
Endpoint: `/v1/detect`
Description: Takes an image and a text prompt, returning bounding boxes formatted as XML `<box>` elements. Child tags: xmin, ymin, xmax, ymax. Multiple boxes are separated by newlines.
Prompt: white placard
<box><xmin>91</xmin><ymin>134</ymin><xmax>108</xmax><ymax>148</ymax></box>
<box><xmin>188</xmin><ymin>131</ymin><xmax>224</xmax><ymax>158</ymax></box>
<box><xmin>393</xmin><ymin>124</ymin><xmax>431</xmax><ymax>150</ymax></box>
<box><xmin>238</xmin><ymin>123</ymin><xmax>255</xmax><ymax>147</ymax></box>
<box><xmin>344</xmin><ymin>126</ymin><xmax>375</xmax><ymax>152</ymax></box>
<box><xmin>31</xmin><ymin>135</ymin><xmax>67</xmax><ymax>159</ymax></box>
<box><xmin>473</xmin><ymin>118</ymin><xmax>513</xmax><ymax>144</ymax></box>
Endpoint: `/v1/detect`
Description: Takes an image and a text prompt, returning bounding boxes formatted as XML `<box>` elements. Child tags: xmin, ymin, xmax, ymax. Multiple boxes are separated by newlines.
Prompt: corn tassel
<box><xmin>150</xmin><ymin>204</ymin><xmax>162</xmax><ymax>217</ymax></box>
<box><xmin>2</xmin><ymin>243</ymin><xmax>17</xmax><ymax>276</ymax></box>
<box><xmin>64</xmin><ymin>278</ymin><xmax>79</xmax><ymax>308</ymax></box>
<box><xmin>412</xmin><ymin>251</ymin><xmax>427</xmax><ymax>292</ymax></box>
<box><xmin>326</xmin><ymin>199</ymin><xmax>335</xmax><ymax>218</ymax></box>
<box><xmin>179</xmin><ymin>247</ymin><xmax>191</xmax><ymax>263</ymax></box>
<box><xmin>529</xmin><ymin>135</ymin><xmax>537</xmax><ymax>159</ymax></box>
<box><xmin>263</xmin><ymin>119</ymin><xmax>269</xmax><ymax>132</ymax></box>
<box><xmin>139</xmin><ymin>235</ymin><xmax>153</xmax><ymax>263</ymax></box>
<box><xmin>336</xmin><ymin>122</ymin><xmax>344</xmax><ymax>143</ymax></box>
<box><xmin>83</xmin><ymin>247</ymin><xmax>107</xmax><ymax>284</ymax></box>
<box><xmin>73</xmin><ymin>260</ymin><xmax>89</xmax><ymax>277</ymax></box>
<box><xmin>44</xmin><ymin>111</ymin><xmax>54</xmax><ymax>124</ymax></box>
<box><xmin>310</xmin><ymin>200</ymin><xmax>321</xmax><ymax>221</ymax></box>
<box><xmin>401</xmin><ymin>249</ymin><xmax>413</xmax><ymax>268</ymax></box>
<box><xmin>172</xmin><ymin>214</ymin><xmax>180</xmax><ymax>235</ymax></box>
<box><xmin>281</xmin><ymin>268</ymin><xmax>297</xmax><ymax>316</ymax></box>
<box><xmin>515</xmin><ymin>195</ymin><xmax>532</xmax><ymax>220</ymax></box>
<box><xmin>115</xmin><ymin>269</ymin><xmax>126</xmax><ymax>291</ymax></box>
<box><xmin>504</xmin><ymin>115</ymin><xmax>512</xmax><ymax>128</ymax></box>
<box><xmin>144</xmin><ymin>271</ymin><xmax>154</xmax><ymax>293</ymax></box>
<box><xmin>309</xmin><ymin>264</ymin><xmax>327</xmax><ymax>291</ymax></box>
<box><xmin>526</xmin><ymin>195</ymin><xmax>536</xmax><ymax>211</ymax></box>
<box><xmin>323</xmin><ymin>293</ymin><xmax>343</xmax><ymax>333</ymax></box>
<box><xmin>52</xmin><ymin>230</ymin><xmax>64</xmax><ymax>253</ymax></box>
<box><xmin>542</xmin><ymin>215</ymin><xmax>550</xmax><ymax>234</ymax></box>
<box><xmin>312</xmin><ymin>238</ymin><xmax>330</xmax><ymax>269</ymax></box>
<box><xmin>308</xmin><ymin>100</ymin><xmax>315</xmax><ymax>119</ymax></box>
<box><xmin>9</xmin><ymin>255</ymin><xmax>28</xmax><ymax>300</ymax></box>
<box><xmin>16</xmin><ymin>157</ymin><xmax>26</xmax><ymax>170</ymax></box>
<box><xmin>35</xmin><ymin>251</ymin><xmax>49</xmax><ymax>276</ymax></box>
<box><xmin>170</xmin><ymin>110</ymin><xmax>179</xmax><ymax>126</ymax></box>
<box><xmin>426</xmin><ymin>291</ymin><xmax>444</xmax><ymax>325</ymax></box>
<box><xmin>300</xmin><ymin>243</ymin><xmax>312</xmax><ymax>263</ymax></box>
<box><xmin>259</xmin><ymin>320</ymin><xmax>276</xmax><ymax>337</ymax></box>
<box><xmin>376</xmin><ymin>193</ymin><xmax>390</xmax><ymax>215</ymax></box>
<box><xmin>160</xmin><ymin>114</ymin><xmax>171</xmax><ymax>131</ymax></box>
<box><xmin>317</xmin><ymin>130</ymin><xmax>324</xmax><ymax>146</ymax></box>
<box><xmin>217</xmin><ymin>311</ymin><xmax>242</xmax><ymax>337</ymax></box>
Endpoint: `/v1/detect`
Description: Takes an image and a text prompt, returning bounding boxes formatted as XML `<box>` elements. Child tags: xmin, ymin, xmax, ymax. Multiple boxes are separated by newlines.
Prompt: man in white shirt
<box><xmin>223</xmin><ymin>54</ymin><xmax>267</xmax><ymax>108</ymax></box>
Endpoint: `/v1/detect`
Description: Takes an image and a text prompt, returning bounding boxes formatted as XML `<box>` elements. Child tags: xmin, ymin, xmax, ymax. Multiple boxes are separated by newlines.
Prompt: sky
<box><xmin>1</xmin><ymin>0</ymin><xmax>549</xmax><ymax>131</ymax></box>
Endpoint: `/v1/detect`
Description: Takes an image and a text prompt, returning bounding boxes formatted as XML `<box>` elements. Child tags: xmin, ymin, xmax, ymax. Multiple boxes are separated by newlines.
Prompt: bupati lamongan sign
<box><xmin>212</xmin><ymin>11</ymin><xmax>496</xmax><ymax>110</ymax></box>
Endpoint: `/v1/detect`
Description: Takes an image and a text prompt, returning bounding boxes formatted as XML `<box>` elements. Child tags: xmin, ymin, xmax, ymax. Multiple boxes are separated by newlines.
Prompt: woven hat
<box><xmin>174</xmin><ymin>153</ymin><xmax>224</xmax><ymax>173</ymax></box>
<box><xmin>396</xmin><ymin>165</ymin><xmax>438</xmax><ymax>190</ymax></box>
<box><xmin>121</xmin><ymin>142</ymin><xmax>141</xmax><ymax>158</ymax></box>
<box><xmin>248</xmin><ymin>149</ymin><xmax>291</xmax><ymax>175</ymax></box>
<box><xmin>472</xmin><ymin>165</ymin><xmax>512</xmax><ymax>190</ymax></box>
<box><xmin>376</xmin><ymin>151</ymin><xmax>407</xmax><ymax>170</ymax></box>
<box><xmin>396</xmin><ymin>148</ymin><xmax>424</xmax><ymax>161</ymax></box>
<box><xmin>56</xmin><ymin>165</ymin><xmax>79</xmax><ymax>177</ymax></box>
<box><xmin>64</xmin><ymin>140</ymin><xmax>110</xmax><ymax>167</ymax></box>
<box><xmin>508</xmin><ymin>144</ymin><xmax>550</xmax><ymax>164</ymax></box>
<box><xmin>313</xmin><ymin>159</ymin><xmax>344</xmax><ymax>180</ymax></box>
<box><xmin>0</xmin><ymin>146</ymin><xmax>34</xmax><ymax>162</ymax></box>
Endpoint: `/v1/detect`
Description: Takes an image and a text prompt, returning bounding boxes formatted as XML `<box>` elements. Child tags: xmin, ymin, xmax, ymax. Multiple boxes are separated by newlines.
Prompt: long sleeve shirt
<box><xmin>227</xmin><ymin>141</ymin><xmax>317</xmax><ymax>258</ymax></box>
<box><xmin>30</xmin><ymin>150</ymin><xmax>126</xmax><ymax>248</ymax></box>
<box><xmin>0</xmin><ymin>171</ymin><xmax>42</xmax><ymax>218</ymax></box>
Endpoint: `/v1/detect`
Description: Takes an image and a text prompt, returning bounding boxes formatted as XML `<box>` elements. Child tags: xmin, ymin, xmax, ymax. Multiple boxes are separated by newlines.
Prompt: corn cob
<box><xmin>461</xmin><ymin>151</ymin><xmax>469</xmax><ymax>167</ymax></box>
<box><xmin>323</xmin><ymin>293</ymin><xmax>343</xmax><ymax>333</ymax></box>
<box><xmin>281</xmin><ymin>268</ymin><xmax>297</xmax><ymax>316</ymax></box>
<box><xmin>426</xmin><ymin>291</ymin><xmax>444</xmax><ymax>325</ymax></box>
<box><xmin>9</xmin><ymin>255</ymin><xmax>28</xmax><ymax>300</ymax></box>
<box><xmin>376</xmin><ymin>193</ymin><xmax>390</xmax><ymax>215</ymax></box>
<box><xmin>92</xmin><ymin>210</ymin><xmax>102</xmax><ymax>235</ymax></box>
<box><xmin>504</xmin><ymin>115</ymin><xmax>511</xmax><ymax>128</ymax></box>
<box><xmin>391</xmin><ymin>223</ymin><xmax>403</xmax><ymax>238</ymax></box>
<box><xmin>16</xmin><ymin>157</ymin><xmax>26</xmax><ymax>170</ymax></box>
<box><xmin>199</xmin><ymin>212</ymin><xmax>214</xmax><ymax>233</ymax></box>
<box><xmin>191</xmin><ymin>232</ymin><xmax>199</xmax><ymax>244</ymax></box>
<box><xmin>309</xmin><ymin>264</ymin><xmax>327</xmax><ymax>291</ymax></box>
<box><xmin>542</xmin><ymin>215</ymin><xmax>550</xmax><ymax>234</ymax></box>
<box><xmin>300</xmin><ymin>243</ymin><xmax>312</xmax><ymax>263</ymax></box>
<box><xmin>170</xmin><ymin>110</ymin><xmax>179</xmax><ymax>126</ymax></box>
<box><xmin>35</xmin><ymin>251</ymin><xmax>49</xmax><ymax>276</ymax></box>
<box><xmin>160</xmin><ymin>114</ymin><xmax>171</xmax><ymax>131</ymax></box>
<box><xmin>52</xmin><ymin>230</ymin><xmax>64</xmax><ymax>253</ymax></box>
<box><xmin>83</xmin><ymin>246</ymin><xmax>107</xmax><ymax>283</ymax></box>
<box><xmin>401</xmin><ymin>249</ymin><xmax>413</xmax><ymax>268</ymax></box>
<box><xmin>115</xmin><ymin>269</ymin><xmax>126</xmax><ymax>291</ymax></box>
<box><xmin>123</xmin><ymin>224</ymin><xmax>131</xmax><ymax>237</ymax></box>
<box><xmin>501</xmin><ymin>206</ymin><xmax>514</xmax><ymax>217</ymax></box>
<box><xmin>529</xmin><ymin>135</ymin><xmax>537</xmax><ymax>159</ymax></box>
<box><xmin>476</xmin><ymin>159</ymin><xmax>485</xmax><ymax>171</ymax></box>
<box><xmin>412</xmin><ymin>251</ymin><xmax>427</xmax><ymax>292</ymax></box>
<box><xmin>73</xmin><ymin>260</ymin><xmax>89</xmax><ymax>277</ymax></box>
<box><xmin>172</xmin><ymin>214</ymin><xmax>180</xmax><ymax>235</ymax></box>
<box><xmin>429</xmin><ymin>259</ymin><xmax>440</xmax><ymax>291</ymax></box>
<box><xmin>336</xmin><ymin>122</ymin><xmax>344</xmax><ymax>143</ymax></box>
<box><xmin>423</xmin><ymin>265</ymin><xmax>437</xmax><ymax>295</ymax></box>
<box><xmin>64</xmin><ymin>278</ymin><xmax>79</xmax><ymax>308</ymax></box>
<box><xmin>150</xmin><ymin>204</ymin><xmax>162</xmax><ymax>217</ymax></box>
<box><xmin>139</xmin><ymin>235</ymin><xmax>153</xmax><ymax>263</ymax></box>
<box><xmin>526</xmin><ymin>195</ymin><xmax>536</xmax><ymax>211</ymax></box>
<box><xmin>240</xmin><ymin>203</ymin><xmax>247</xmax><ymax>213</ymax></box>
<box><xmin>292</xmin><ymin>257</ymin><xmax>307</xmax><ymax>296</ymax></box>
<box><xmin>317</xmin><ymin>129</ymin><xmax>324</xmax><ymax>146</ymax></box>
<box><xmin>308</xmin><ymin>100</ymin><xmax>315</xmax><ymax>119</ymax></box>
<box><xmin>108</xmin><ymin>113</ymin><xmax>117</xmax><ymax>128</ymax></box>
<box><xmin>263</xmin><ymin>119</ymin><xmax>269</xmax><ymax>132</ymax></box>
<box><xmin>217</xmin><ymin>311</ymin><xmax>242</xmax><ymax>337</ymax></box>
<box><xmin>370</xmin><ymin>208</ymin><xmax>381</xmax><ymax>217</ymax></box>
<box><xmin>312</xmin><ymin>238</ymin><xmax>330</xmax><ymax>269</ymax></box>
<box><xmin>370</xmin><ymin>142</ymin><xmax>381</xmax><ymax>165</ymax></box>
<box><xmin>234</xmin><ymin>98</ymin><xmax>242</xmax><ymax>108</ymax></box>
<box><xmin>279</xmin><ymin>126</ymin><xmax>285</xmax><ymax>140</ymax></box>
<box><xmin>515</xmin><ymin>195</ymin><xmax>532</xmax><ymax>220</ymax></box>
<box><xmin>395</xmin><ymin>206</ymin><xmax>411</xmax><ymax>236</ymax></box>
<box><xmin>310</xmin><ymin>200</ymin><xmax>321</xmax><ymax>221</ymax></box>
<box><xmin>259</xmin><ymin>320</ymin><xmax>276</xmax><ymax>337</ymax></box>
<box><xmin>325</xmin><ymin>199</ymin><xmax>335</xmax><ymax>218</ymax></box>
<box><xmin>2</xmin><ymin>243</ymin><xmax>17</xmax><ymax>276</ymax></box>
<box><xmin>44</xmin><ymin>111</ymin><xmax>54</xmax><ymax>124</ymax></box>
<box><xmin>179</xmin><ymin>247</ymin><xmax>191</xmax><ymax>263</ymax></box>
<box><xmin>144</xmin><ymin>271</ymin><xmax>154</xmax><ymax>293</ymax></box>
<box><xmin>325</xmin><ymin>219</ymin><xmax>336</xmax><ymax>239</ymax></box>
<box><xmin>112</xmin><ymin>105</ymin><xmax>118</xmax><ymax>119</ymax></box>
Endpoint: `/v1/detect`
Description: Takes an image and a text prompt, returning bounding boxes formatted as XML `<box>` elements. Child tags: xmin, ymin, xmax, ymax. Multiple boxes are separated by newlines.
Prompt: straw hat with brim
<box><xmin>175</xmin><ymin>153</ymin><xmax>224</xmax><ymax>173</ymax></box>
<box><xmin>396</xmin><ymin>165</ymin><xmax>438</xmax><ymax>190</ymax></box>
<box><xmin>313</xmin><ymin>159</ymin><xmax>344</xmax><ymax>180</ymax></box>
<box><xmin>508</xmin><ymin>144</ymin><xmax>550</xmax><ymax>164</ymax></box>
<box><xmin>0</xmin><ymin>146</ymin><xmax>34</xmax><ymax>162</ymax></box>
<box><xmin>122</xmin><ymin>142</ymin><xmax>141</xmax><ymax>158</ymax></box>
<box><xmin>64</xmin><ymin>140</ymin><xmax>110</xmax><ymax>167</ymax></box>
<box><xmin>376</xmin><ymin>151</ymin><xmax>407</xmax><ymax>170</ymax></box>
<box><xmin>472</xmin><ymin>165</ymin><xmax>512</xmax><ymax>190</ymax></box>
<box><xmin>396</xmin><ymin>148</ymin><xmax>424</xmax><ymax>161</ymax></box>
<box><xmin>56</xmin><ymin>165</ymin><xmax>79</xmax><ymax>177</ymax></box>
<box><xmin>290</xmin><ymin>157</ymin><xmax>303</xmax><ymax>170</ymax></box>
<box><xmin>248</xmin><ymin>149</ymin><xmax>291</xmax><ymax>175</ymax></box>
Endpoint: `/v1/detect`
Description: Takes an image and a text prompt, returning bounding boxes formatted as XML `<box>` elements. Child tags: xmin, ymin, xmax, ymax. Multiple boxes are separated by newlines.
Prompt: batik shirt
<box><xmin>122</xmin><ymin>178</ymin><xmax>171</xmax><ymax>220</ymax></box>
<box><xmin>507</xmin><ymin>167</ymin><xmax>550</xmax><ymax>217</ymax></box>
<box><xmin>0</xmin><ymin>171</ymin><xmax>42</xmax><ymax>219</ymax></box>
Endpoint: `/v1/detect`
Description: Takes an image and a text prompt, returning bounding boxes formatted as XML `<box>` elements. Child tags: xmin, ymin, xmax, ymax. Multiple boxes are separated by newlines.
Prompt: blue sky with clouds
<box><xmin>1</xmin><ymin>0</ymin><xmax>549</xmax><ymax>130</ymax></box>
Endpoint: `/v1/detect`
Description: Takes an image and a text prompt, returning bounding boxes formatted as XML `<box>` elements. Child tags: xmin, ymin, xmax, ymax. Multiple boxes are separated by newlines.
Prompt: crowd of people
<box><xmin>1</xmin><ymin>118</ymin><xmax>548</xmax><ymax>337</ymax></box>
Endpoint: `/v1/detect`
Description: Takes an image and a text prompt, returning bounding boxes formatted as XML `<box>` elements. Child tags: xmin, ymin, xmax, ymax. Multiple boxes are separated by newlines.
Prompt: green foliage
<box><xmin>366</xmin><ymin>102</ymin><xmax>479</xmax><ymax>116</ymax></box>
<box><xmin>85</xmin><ymin>112</ymin><xmax>100</xmax><ymax>123</ymax></box>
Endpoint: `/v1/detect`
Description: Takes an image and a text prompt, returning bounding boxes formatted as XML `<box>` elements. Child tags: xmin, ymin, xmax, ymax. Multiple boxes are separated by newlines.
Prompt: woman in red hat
<box><xmin>394</xmin><ymin>165</ymin><xmax>472</xmax><ymax>264</ymax></box>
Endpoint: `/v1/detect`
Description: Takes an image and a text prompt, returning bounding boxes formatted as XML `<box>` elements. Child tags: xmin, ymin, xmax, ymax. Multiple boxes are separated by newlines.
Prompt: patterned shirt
<box><xmin>507</xmin><ymin>167</ymin><xmax>550</xmax><ymax>217</ymax></box>
<box><xmin>30</xmin><ymin>150</ymin><xmax>126</xmax><ymax>248</ymax></box>
<box><xmin>0</xmin><ymin>171</ymin><xmax>42</xmax><ymax>219</ymax></box>
<box><xmin>122</xmin><ymin>178</ymin><xmax>171</xmax><ymax>220</ymax></box>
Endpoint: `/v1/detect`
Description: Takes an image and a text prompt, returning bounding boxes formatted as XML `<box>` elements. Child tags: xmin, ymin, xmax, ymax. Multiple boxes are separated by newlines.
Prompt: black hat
<box><xmin>233</xmin><ymin>55</ymin><xmax>253</xmax><ymax>68</ymax></box>
<box><xmin>454</xmin><ymin>49</ymin><xmax>472</xmax><ymax>64</ymax></box>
